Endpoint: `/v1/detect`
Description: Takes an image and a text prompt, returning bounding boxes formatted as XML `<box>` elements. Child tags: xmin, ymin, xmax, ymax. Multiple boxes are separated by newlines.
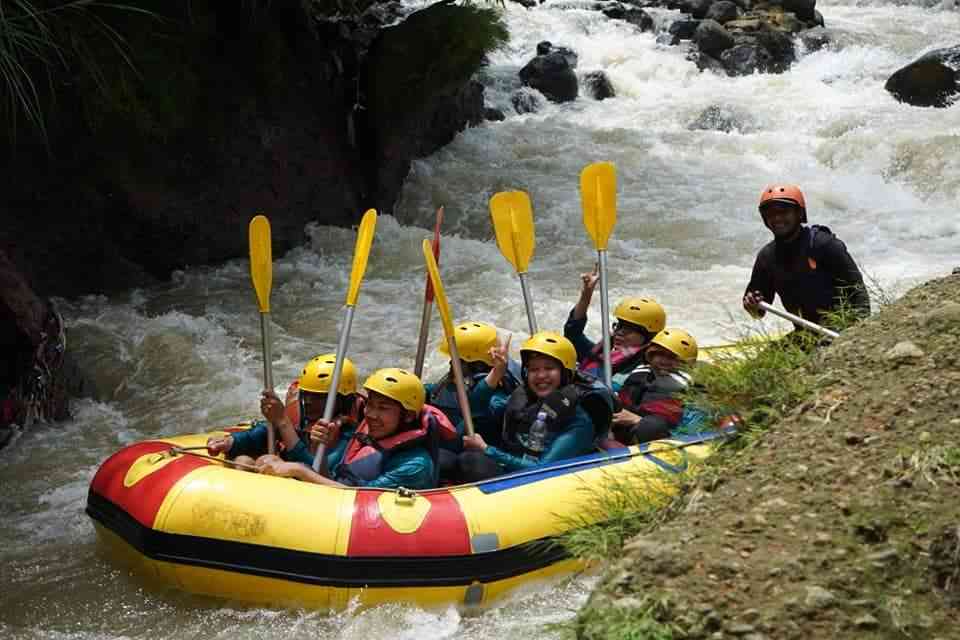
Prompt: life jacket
<box><xmin>618</xmin><ymin>366</ymin><xmax>691</xmax><ymax>426</ymax></box>
<box><xmin>501</xmin><ymin>373</ymin><xmax>617</xmax><ymax>459</ymax></box>
<box><xmin>335</xmin><ymin>404</ymin><xmax>457</xmax><ymax>487</ymax></box>
<box><xmin>578</xmin><ymin>344</ymin><xmax>646</xmax><ymax>387</ymax></box>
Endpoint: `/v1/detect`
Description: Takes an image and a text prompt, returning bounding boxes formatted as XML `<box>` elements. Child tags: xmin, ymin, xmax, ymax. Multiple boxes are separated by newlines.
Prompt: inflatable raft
<box><xmin>86</xmin><ymin>421</ymin><xmax>736</xmax><ymax>610</ymax></box>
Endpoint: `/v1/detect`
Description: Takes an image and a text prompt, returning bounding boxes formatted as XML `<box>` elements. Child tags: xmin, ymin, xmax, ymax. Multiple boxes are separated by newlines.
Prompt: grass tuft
<box><xmin>558</xmin><ymin>470</ymin><xmax>681</xmax><ymax>562</ymax></box>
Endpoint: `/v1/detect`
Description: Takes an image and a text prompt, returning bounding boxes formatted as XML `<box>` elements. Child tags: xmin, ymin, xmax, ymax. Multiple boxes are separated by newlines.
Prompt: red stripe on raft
<box><xmin>347</xmin><ymin>491</ymin><xmax>471</xmax><ymax>557</ymax></box>
<box><xmin>89</xmin><ymin>442</ymin><xmax>208</xmax><ymax>528</ymax></box>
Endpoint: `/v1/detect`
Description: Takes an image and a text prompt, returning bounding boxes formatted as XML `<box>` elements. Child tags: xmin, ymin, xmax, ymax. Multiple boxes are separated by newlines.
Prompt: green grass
<box><xmin>558</xmin><ymin>471</ymin><xmax>681</xmax><ymax>562</ymax></box>
<box><xmin>0</xmin><ymin>0</ymin><xmax>151</xmax><ymax>146</ymax></box>
<box><xmin>686</xmin><ymin>329</ymin><xmax>817</xmax><ymax>439</ymax></box>
<box><xmin>567</xmin><ymin>595</ymin><xmax>681</xmax><ymax>640</ymax></box>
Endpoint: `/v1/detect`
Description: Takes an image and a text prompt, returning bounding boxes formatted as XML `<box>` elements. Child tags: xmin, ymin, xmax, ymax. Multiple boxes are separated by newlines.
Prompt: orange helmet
<box><xmin>758</xmin><ymin>185</ymin><xmax>807</xmax><ymax>223</ymax></box>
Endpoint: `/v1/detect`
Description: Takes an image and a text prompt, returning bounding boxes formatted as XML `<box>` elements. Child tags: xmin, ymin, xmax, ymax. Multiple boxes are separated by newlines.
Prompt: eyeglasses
<box><xmin>612</xmin><ymin>321</ymin><xmax>644</xmax><ymax>335</ymax></box>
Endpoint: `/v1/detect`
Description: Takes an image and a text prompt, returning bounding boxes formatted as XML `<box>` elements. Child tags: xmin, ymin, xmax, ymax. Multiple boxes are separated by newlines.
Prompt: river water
<box><xmin>2</xmin><ymin>1</ymin><xmax>958</xmax><ymax>637</ymax></box>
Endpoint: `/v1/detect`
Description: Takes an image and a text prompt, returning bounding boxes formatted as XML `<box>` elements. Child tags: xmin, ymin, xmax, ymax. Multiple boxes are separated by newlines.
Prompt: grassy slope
<box><xmin>571</xmin><ymin>272</ymin><xmax>960</xmax><ymax>639</ymax></box>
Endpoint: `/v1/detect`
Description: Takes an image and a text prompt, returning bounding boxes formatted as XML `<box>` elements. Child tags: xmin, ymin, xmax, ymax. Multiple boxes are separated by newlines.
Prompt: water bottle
<box><xmin>524</xmin><ymin>410</ymin><xmax>549</xmax><ymax>461</ymax></box>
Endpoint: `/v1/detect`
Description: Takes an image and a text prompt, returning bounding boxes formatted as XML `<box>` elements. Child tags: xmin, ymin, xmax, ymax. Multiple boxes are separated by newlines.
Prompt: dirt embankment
<box><xmin>578</xmin><ymin>271</ymin><xmax>960</xmax><ymax>639</ymax></box>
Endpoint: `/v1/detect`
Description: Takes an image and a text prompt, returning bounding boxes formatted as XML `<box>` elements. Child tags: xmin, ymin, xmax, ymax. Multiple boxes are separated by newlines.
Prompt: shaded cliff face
<box><xmin>0</xmin><ymin>1</ymin><xmax>504</xmax><ymax>299</ymax></box>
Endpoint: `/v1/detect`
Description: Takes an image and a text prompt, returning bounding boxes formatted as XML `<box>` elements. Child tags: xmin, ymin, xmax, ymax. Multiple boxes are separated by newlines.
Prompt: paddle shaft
<box><xmin>758</xmin><ymin>301</ymin><xmax>839</xmax><ymax>339</ymax></box>
<box><xmin>518</xmin><ymin>273</ymin><xmax>539</xmax><ymax>334</ymax></box>
<box><xmin>597</xmin><ymin>250</ymin><xmax>612</xmax><ymax>388</ymax></box>
<box><xmin>312</xmin><ymin>305</ymin><xmax>356</xmax><ymax>472</ymax></box>
<box><xmin>259</xmin><ymin>312</ymin><xmax>276</xmax><ymax>455</ymax></box>
<box><xmin>445</xmin><ymin>336</ymin><xmax>476</xmax><ymax>437</ymax></box>
<box><xmin>413</xmin><ymin>300</ymin><xmax>433</xmax><ymax>377</ymax></box>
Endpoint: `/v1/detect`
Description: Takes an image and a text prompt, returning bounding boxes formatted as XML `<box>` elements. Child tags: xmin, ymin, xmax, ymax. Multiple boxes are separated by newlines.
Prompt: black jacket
<box><xmin>746</xmin><ymin>225</ymin><xmax>870</xmax><ymax>327</ymax></box>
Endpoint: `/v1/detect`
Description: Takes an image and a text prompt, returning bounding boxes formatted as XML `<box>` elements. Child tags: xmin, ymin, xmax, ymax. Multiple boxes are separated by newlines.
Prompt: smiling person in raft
<box><xmin>206</xmin><ymin>354</ymin><xmax>362</xmax><ymax>469</ymax></box>
<box><xmin>458</xmin><ymin>332</ymin><xmax>615</xmax><ymax>482</ymax></box>
<box><xmin>257</xmin><ymin>368</ymin><xmax>457</xmax><ymax>489</ymax></box>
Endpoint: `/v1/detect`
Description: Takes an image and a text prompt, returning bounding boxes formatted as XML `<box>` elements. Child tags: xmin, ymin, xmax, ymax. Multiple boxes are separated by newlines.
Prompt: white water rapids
<box><xmin>1</xmin><ymin>0</ymin><xmax>958</xmax><ymax>637</ymax></box>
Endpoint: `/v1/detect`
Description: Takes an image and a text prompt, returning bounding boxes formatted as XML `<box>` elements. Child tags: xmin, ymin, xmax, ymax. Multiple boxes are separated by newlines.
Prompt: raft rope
<box><xmin>166</xmin><ymin>446</ymin><xmax>259</xmax><ymax>471</ymax></box>
<box><xmin>159</xmin><ymin>431</ymin><xmax>735</xmax><ymax>489</ymax></box>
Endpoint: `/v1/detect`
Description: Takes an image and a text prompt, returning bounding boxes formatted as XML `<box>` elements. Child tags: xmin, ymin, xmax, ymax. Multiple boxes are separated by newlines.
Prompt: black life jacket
<box><xmin>619</xmin><ymin>365</ymin><xmax>692</xmax><ymax>408</ymax></box>
<box><xmin>771</xmin><ymin>225</ymin><xmax>837</xmax><ymax>324</ymax></box>
<box><xmin>501</xmin><ymin>373</ymin><xmax>617</xmax><ymax>459</ymax></box>
<box><xmin>335</xmin><ymin>404</ymin><xmax>456</xmax><ymax>487</ymax></box>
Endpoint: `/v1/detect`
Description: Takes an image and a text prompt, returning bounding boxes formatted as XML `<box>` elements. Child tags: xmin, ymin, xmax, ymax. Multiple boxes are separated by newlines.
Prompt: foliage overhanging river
<box><xmin>1</xmin><ymin>0</ymin><xmax>958</xmax><ymax>637</ymax></box>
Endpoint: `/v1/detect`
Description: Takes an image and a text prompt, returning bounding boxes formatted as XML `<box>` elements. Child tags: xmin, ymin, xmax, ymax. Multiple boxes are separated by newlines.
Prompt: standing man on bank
<box><xmin>743</xmin><ymin>185</ymin><xmax>870</xmax><ymax>333</ymax></box>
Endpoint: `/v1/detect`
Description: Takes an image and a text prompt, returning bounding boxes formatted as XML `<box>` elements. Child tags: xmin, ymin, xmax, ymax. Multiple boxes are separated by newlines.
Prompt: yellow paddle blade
<box><xmin>345</xmin><ymin>209</ymin><xmax>378</xmax><ymax>307</ymax></box>
<box><xmin>489</xmin><ymin>191</ymin><xmax>535</xmax><ymax>273</ymax></box>
<box><xmin>248</xmin><ymin>215</ymin><xmax>272</xmax><ymax>313</ymax></box>
<box><xmin>422</xmin><ymin>239</ymin><xmax>455</xmax><ymax>338</ymax></box>
<box><xmin>580</xmin><ymin>162</ymin><xmax>617</xmax><ymax>250</ymax></box>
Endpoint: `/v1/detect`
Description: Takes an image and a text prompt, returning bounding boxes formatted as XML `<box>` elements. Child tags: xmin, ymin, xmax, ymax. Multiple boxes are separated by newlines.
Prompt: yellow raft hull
<box><xmin>87</xmin><ymin>426</ymin><xmax>732</xmax><ymax>610</ymax></box>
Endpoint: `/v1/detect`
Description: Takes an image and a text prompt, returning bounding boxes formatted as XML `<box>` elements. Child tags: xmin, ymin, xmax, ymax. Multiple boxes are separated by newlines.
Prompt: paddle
<box><xmin>422</xmin><ymin>239</ymin><xmax>476</xmax><ymax>437</ymax></box>
<box><xmin>312</xmin><ymin>209</ymin><xmax>378</xmax><ymax>472</ymax></box>
<box><xmin>248</xmin><ymin>215</ymin><xmax>276</xmax><ymax>455</ymax></box>
<box><xmin>489</xmin><ymin>191</ymin><xmax>538</xmax><ymax>334</ymax></box>
<box><xmin>413</xmin><ymin>206</ymin><xmax>444</xmax><ymax>377</ymax></box>
<box><xmin>580</xmin><ymin>161</ymin><xmax>617</xmax><ymax>388</ymax></box>
<box><xmin>758</xmin><ymin>301</ymin><xmax>840</xmax><ymax>339</ymax></box>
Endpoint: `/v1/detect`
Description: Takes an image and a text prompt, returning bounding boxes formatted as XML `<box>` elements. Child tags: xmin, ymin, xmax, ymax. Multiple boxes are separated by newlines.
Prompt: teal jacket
<box><xmin>227</xmin><ymin>420</ymin><xmax>314</xmax><ymax>466</ymax></box>
<box><xmin>324</xmin><ymin>424</ymin><xmax>436</xmax><ymax>490</ymax></box>
<box><xmin>483</xmin><ymin>395</ymin><xmax>595</xmax><ymax>473</ymax></box>
<box><xmin>425</xmin><ymin>377</ymin><xmax>511</xmax><ymax>451</ymax></box>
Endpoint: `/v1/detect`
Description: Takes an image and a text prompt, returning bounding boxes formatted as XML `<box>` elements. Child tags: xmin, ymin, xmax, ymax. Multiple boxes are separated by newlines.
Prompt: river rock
<box><xmin>484</xmin><ymin>107</ymin><xmax>506</xmax><ymax>121</ymax></box>
<box><xmin>583</xmin><ymin>71</ymin><xmax>616</xmax><ymax>100</ymax></box>
<box><xmin>706</xmin><ymin>0</ymin><xmax>740</xmax><ymax>24</ymax></box>
<box><xmin>688</xmin><ymin>104</ymin><xmax>754</xmax><ymax>132</ymax></box>
<box><xmin>669</xmin><ymin>18</ymin><xmax>701</xmax><ymax>41</ymax></box>
<box><xmin>695</xmin><ymin>19</ymin><xmax>736</xmax><ymax>57</ymax></box>
<box><xmin>884</xmin><ymin>341</ymin><xmax>925</xmax><ymax>362</ymax></box>
<box><xmin>799</xmin><ymin>26</ymin><xmax>834</xmax><ymax>52</ymax></box>
<box><xmin>0</xmin><ymin>250</ymin><xmax>74</xmax><ymax>444</ymax></box>
<box><xmin>885</xmin><ymin>45</ymin><xmax>960</xmax><ymax>107</ymax></box>
<box><xmin>780</xmin><ymin>0</ymin><xmax>817</xmax><ymax>21</ymax></box>
<box><xmin>602</xmin><ymin>3</ymin><xmax>655</xmax><ymax>31</ymax></box>
<box><xmin>520</xmin><ymin>46</ymin><xmax>579</xmax><ymax>102</ymax></box>
<box><xmin>511</xmin><ymin>87</ymin><xmax>545</xmax><ymax>114</ymax></box>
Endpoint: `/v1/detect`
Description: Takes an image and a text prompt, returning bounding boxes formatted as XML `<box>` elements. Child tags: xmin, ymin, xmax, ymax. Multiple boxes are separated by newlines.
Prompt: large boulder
<box><xmin>885</xmin><ymin>45</ymin><xmax>960</xmax><ymax>108</ymax></box>
<box><xmin>694</xmin><ymin>19</ymin><xmax>735</xmax><ymax>58</ymax></box>
<box><xmin>0</xmin><ymin>250</ymin><xmax>74</xmax><ymax>448</ymax></box>
<box><xmin>519</xmin><ymin>47</ymin><xmax>579</xmax><ymax>103</ymax></box>
<box><xmin>705</xmin><ymin>0</ymin><xmax>740</xmax><ymax>24</ymax></box>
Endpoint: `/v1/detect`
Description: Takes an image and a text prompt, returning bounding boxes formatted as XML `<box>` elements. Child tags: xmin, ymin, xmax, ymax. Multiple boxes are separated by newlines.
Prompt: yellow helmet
<box><xmin>650</xmin><ymin>328</ymin><xmax>698</xmax><ymax>362</ymax></box>
<box><xmin>614</xmin><ymin>297</ymin><xmax>666</xmax><ymax>334</ymax></box>
<box><xmin>438</xmin><ymin>321</ymin><xmax>498</xmax><ymax>365</ymax></box>
<box><xmin>363</xmin><ymin>368</ymin><xmax>425</xmax><ymax>412</ymax></box>
<box><xmin>520</xmin><ymin>331</ymin><xmax>577</xmax><ymax>373</ymax></box>
<box><xmin>299</xmin><ymin>353</ymin><xmax>358</xmax><ymax>395</ymax></box>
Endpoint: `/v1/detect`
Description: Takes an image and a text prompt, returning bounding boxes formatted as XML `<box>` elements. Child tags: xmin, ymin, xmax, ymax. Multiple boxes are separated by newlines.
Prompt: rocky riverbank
<box><xmin>574</xmin><ymin>270</ymin><xmax>960</xmax><ymax>639</ymax></box>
